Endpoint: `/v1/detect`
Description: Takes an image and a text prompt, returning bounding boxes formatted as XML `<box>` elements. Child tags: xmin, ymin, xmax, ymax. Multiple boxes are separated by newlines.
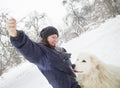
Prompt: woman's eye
<box><xmin>82</xmin><ymin>60</ymin><xmax>86</xmax><ymax>63</ymax></box>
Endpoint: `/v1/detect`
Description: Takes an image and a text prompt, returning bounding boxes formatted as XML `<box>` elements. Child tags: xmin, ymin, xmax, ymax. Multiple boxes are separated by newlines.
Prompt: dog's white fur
<box><xmin>75</xmin><ymin>53</ymin><xmax>120</xmax><ymax>88</ymax></box>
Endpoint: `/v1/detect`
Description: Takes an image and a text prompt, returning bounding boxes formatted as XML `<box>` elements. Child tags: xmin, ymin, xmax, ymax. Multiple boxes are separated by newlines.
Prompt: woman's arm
<box><xmin>7</xmin><ymin>18</ymin><xmax>45</xmax><ymax>63</ymax></box>
<box><xmin>10</xmin><ymin>30</ymin><xmax>45</xmax><ymax>63</ymax></box>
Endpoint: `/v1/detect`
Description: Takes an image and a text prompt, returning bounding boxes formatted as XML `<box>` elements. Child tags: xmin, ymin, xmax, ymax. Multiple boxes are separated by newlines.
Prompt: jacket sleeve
<box><xmin>10</xmin><ymin>30</ymin><xmax>45</xmax><ymax>63</ymax></box>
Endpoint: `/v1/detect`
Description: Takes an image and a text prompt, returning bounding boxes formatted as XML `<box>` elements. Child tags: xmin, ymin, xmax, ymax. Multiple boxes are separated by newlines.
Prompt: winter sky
<box><xmin>0</xmin><ymin>0</ymin><xmax>67</xmax><ymax>26</ymax></box>
<box><xmin>0</xmin><ymin>0</ymin><xmax>96</xmax><ymax>27</ymax></box>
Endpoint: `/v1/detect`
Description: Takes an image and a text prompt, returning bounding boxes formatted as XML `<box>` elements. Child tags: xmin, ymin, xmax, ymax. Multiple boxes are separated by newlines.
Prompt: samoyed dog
<box><xmin>75</xmin><ymin>53</ymin><xmax>120</xmax><ymax>88</ymax></box>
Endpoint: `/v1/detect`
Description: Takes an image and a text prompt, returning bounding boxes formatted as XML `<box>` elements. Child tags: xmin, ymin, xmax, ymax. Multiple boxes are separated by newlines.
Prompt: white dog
<box><xmin>75</xmin><ymin>53</ymin><xmax>120</xmax><ymax>88</ymax></box>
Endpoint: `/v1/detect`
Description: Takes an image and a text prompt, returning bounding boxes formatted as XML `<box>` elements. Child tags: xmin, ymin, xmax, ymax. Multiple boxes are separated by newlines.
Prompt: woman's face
<box><xmin>47</xmin><ymin>34</ymin><xmax>58</xmax><ymax>46</ymax></box>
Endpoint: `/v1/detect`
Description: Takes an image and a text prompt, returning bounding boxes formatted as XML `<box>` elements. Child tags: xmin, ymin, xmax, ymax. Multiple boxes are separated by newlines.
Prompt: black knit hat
<box><xmin>40</xmin><ymin>26</ymin><xmax>59</xmax><ymax>39</ymax></box>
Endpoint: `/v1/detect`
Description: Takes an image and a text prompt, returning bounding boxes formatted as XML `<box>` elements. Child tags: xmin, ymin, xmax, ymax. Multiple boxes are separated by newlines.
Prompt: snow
<box><xmin>88</xmin><ymin>0</ymin><xmax>95</xmax><ymax>5</ymax></box>
<box><xmin>0</xmin><ymin>62</ymin><xmax>53</xmax><ymax>88</ymax></box>
<box><xmin>0</xmin><ymin>15</ymin><xmax>120</xmax><ymax>88</ymax></box>
<box><xmin>1</xmin><ymin>35</ymin><xmax>9</xmax><ymax>44</ymax></box>
<box><xmin>62</xmin><ymin>16</ymin><xmax>120</xmax><ymax>66</ymax></box>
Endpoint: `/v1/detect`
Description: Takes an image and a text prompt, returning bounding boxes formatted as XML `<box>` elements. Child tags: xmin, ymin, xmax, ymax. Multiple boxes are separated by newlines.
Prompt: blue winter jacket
<box><xmin>10</xmin><ymin>30</ymin><xmax>80</xmax><ymax>88</ymax></box>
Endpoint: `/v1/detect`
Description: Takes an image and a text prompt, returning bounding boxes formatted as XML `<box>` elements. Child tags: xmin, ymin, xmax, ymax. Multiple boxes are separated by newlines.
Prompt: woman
<box><xmin>7</xmin><ymin>18</ymin><xmax>81</xmax><ymax>88</ymax></box>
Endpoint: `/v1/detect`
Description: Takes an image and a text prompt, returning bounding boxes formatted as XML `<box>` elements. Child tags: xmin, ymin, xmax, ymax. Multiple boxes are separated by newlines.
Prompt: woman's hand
<box><xmin>7</xmin><ymin>18</ymin><xmax>17</xmax><ymax>37</ymax></box>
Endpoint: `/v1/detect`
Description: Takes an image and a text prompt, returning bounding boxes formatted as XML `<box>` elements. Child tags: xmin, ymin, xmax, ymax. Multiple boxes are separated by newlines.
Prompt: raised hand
<box><xmin>7</xmin><ymin>18</ymin><xmax>17</xmax><ymax>37</ymax></box>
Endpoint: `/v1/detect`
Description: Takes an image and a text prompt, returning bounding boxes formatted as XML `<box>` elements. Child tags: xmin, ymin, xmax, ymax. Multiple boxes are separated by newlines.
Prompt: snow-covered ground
<box><xmin>0</xmin><ymin>15</ymin><xmax>120</xmax><ymax>88</ymax></box>
<box><xmin>0</xmin><ymin>62</ymin><xmax>53</xmax><ymax>88</ymax></box>
<box><xmin>63</xmin><ymin>16</ymin><xmax>120</xmax><ymax>66</ymax></box>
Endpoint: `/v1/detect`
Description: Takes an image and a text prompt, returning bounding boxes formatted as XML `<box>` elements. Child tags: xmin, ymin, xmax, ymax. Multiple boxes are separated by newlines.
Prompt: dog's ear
<box><xmin>90</xmin><ymin>55</ymin><xmax>99</xmax><ymax>66</ymax></box>
<box><xmin>96</xmin><ymin>64</ymin><xmax>101</xmax><ymax>70</ymax></box>
<box><xmin>96</xmin><ymin>62</ymin><xmax>105</xmax><ymax>71</ymax></box>
<box><xmin>90</xmin><ymin>55</ymin><xmax>104</xmax><ymax>70</ymax></box>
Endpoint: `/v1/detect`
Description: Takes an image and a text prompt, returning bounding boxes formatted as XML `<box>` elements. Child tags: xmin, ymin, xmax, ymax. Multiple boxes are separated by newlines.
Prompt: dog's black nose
<box><xmin>71</xmin><ymin>64</ymin><xmax>78</xmax><ymax>72</ymax></box>
<box><xmin>72</xmin><ymin>64</ymin><xmax>76</xmax><ymax>69</ymax></box>
<box><xmin>82</xmin><ymin>60</ymin><xmax>86</xmax><ymax>63</ymax></box>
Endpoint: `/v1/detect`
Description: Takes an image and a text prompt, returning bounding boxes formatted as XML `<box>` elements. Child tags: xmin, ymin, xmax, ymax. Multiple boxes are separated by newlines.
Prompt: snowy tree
<box><xmin>18</xmin><ymin>11</ymin><xmax>52</xmax><ymax>43</ymax></box>
<box><xmin>62</xmin><ymin>0</ymin><xmax>120</xmax><ymax>35</ymax></box>
<box><xmin>0</xmin><ymin>11</ymin><xmax>22</xmax><ymax>76</ymax></box>
<box><xmin>0</xmin><ymin>10</ymin><xmax>56</xmax><ymax>75</ymax></box>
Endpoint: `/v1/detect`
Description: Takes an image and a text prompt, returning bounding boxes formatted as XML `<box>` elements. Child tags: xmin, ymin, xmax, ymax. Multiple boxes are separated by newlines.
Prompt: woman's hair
<box><xmin>41</xmin><ymin>38</ymin><xmax>57</xmax><ymax>48</ymax></box>
<box><xmin>41</xmin><ymin>38</ymin><xmax>49</xmax><ymax>45</ymax></box>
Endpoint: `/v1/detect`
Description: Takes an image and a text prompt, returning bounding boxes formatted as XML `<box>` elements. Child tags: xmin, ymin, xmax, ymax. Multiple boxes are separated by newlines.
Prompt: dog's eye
<box><xmin>82</xmin><ymin>60</ymin><xmax>86</xmax><ymax>63</ymax></box>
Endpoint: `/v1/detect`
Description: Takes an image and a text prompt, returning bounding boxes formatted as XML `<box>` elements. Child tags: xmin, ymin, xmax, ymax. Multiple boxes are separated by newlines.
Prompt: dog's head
<box><xmin>75</xmin><ymin>53</ymin><xmax>103</xmax><ymax>75</ymax></box>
